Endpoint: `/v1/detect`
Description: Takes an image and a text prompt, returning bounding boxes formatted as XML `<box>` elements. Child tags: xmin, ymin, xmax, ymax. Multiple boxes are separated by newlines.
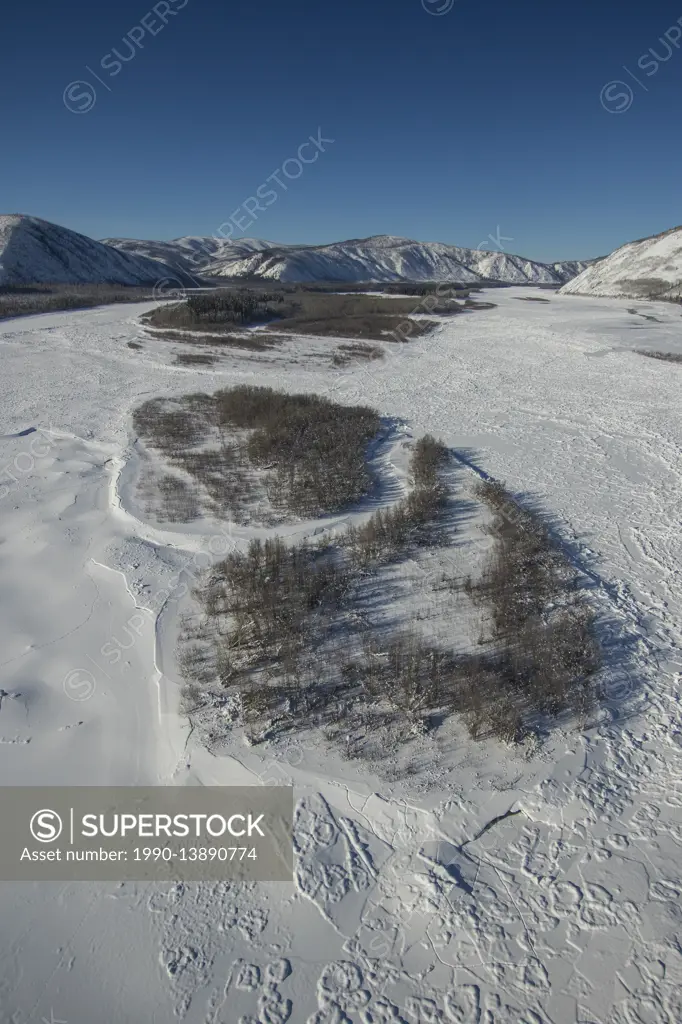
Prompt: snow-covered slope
<box><xmin>102</xmin><ymin>235</ymin><xmax>282</xmax><ymax>275</ymax></box>
<box><xmin>205</xmin><ymin>234</ymin><xmax>593</xmax><ymax>285</ymax></box>
<box><xmin>0</xmin><ymin>215</ymin><xmax>194</xmax><ymax>287</ymax></box>
<box><xmin>560</xmin><ymin>224</ymin><xmax>682</xmax><ymax>300</ymax></box>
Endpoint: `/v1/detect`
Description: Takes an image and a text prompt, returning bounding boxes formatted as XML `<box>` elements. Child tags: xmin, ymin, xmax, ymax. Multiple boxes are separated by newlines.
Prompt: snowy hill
<box><xmin>560</xmin><ymin>225</ymin><xmax>682</xmax><ymax>301</ymax></box>
<box><xmin>204</xmin><ymin>233</ymin><xmax>592</xmax><ymax>285</ymax></box>
<box><xmin>102</xmin><ymin>235</ymin><xmax>280</xmax><ymax>276</ymax></box>
<box><xmin>0</xmin><ymin>215</ymin><xmax>195</xmax><ymax>287</ymax></box>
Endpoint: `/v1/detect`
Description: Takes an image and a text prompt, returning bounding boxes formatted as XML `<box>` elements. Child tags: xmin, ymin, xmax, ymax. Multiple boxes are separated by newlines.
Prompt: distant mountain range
<box><xmin>5</xmin><ymin>214</ymin><xmax>680</xmax><ymax>300</ymax></box>
<box><xmin>99</xmin><ymin>235</ymin><xmax>278</xmax><ymax>277</ymax></box>
<box><xmin>104</xmin><ymin>232</ymin><xmax>592</xmax><ymax>286</ymax></box>
<box><xmin>0</xmin><ymin>214</ymin><xmax>595</xmax><ymax>289</ymax></box>
<box><xmin>560</xmin><ymin>225</ymin><xmax>682</xmax><ymax>301</ymax></box>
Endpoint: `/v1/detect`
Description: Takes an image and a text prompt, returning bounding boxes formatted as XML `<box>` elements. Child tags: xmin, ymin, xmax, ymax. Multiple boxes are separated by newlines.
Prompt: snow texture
<box><xmin>0</xmin><ymin>288</ymin><xmax>681</xmax><ymax>1023</ymax></box>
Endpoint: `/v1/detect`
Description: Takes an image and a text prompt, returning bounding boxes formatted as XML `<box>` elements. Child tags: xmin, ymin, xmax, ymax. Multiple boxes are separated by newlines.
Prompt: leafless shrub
<box><xmin>144</xmin><ymin>290</ymin><xmax>458</xmax><ymax>344</ymax></box>
<box><xmin>133</xmin><ymin>398</ymin><xmax>208</xmax><ymax>454</ymax></box>
<box><xmin>156</xmin><ymin>475</ymin><xmax>201</xmax><ymax>521</ymax></box>
<box><xmin>145</xmin><ymin>329</ymin><xmax>284</xmax><ymax>351</ymax></box>
<box><xmin>194</xmin><ymin>536</ymin><xmax>354</xmax><ymax>743</ymax></box>
<box><xmin>145</xmin><ymin>290</ymin><xmax>293</xmax><ymax>332</ymax></box>
<box><xmin>213</xmin><ymin>386</ymin><xmax>382</xmax><ymax>517</ymax></box>
<box><xmin>278</xmin><ymin>314</ymin><xmax>440</xmax><ymax>342</ymax></box>
<box><xmin>179</xmin><ymin>436</ymin><xmax>456</xmax><ymax>754</ymax></box>
<box><xmin>133</xmin><ymin>387</ymin><xmax>381</xmax><ymax>522</ymax></box>
<box><xmin>286</xmin><ymin>292</ymin><xmax>448</xmax><ymax>321</ymax></box>
<box><xmin>174</xmin><ymin>352</ymin><xmax>217</xmax><ymax>366</ymax></box>
<box><xmin>0</xmin><ymin>283</ymin><xmax>164</xmax><ymax>320</ymax></box>
<box><xmin>177</xmin><ymin>639</ymin><xmax>217</xmax><ymax>689</ymax></box>
<box><xmin>378</xmin><ymin>282</ymin><xmax>472</xmax><ymax>297</ymax></box>
<box><xmin>636</xmin><ymin>349</ymin><xmax>682</xmax><ymax>364</ymax></box>
<box><xmin>176</xmin><ymin>439</ymin><xmax>601</xmax><ymax>758</ymax></box>
<box><xmin>620</xmin><ymin>277</ymin><xmax>682</xmax><ymax>302</ymax></box>
<box><xmin>135</xmin><ymin>467</ymin><xmax>202</xmax><ymax>523</ymax></box>
<box><xmin>185</xmin><ymin>290</ymin><xmax>290</xmax><ymax>323</ymax></box>
<box><xmin>206</xmin><ymin>536</ymin><xmax>345</xmax><ymax>661</ymax></box>
<box><xmin>466</xmin><ymin>480</ymin><xmax>569</xmax><ymax>636</ymax></box>
<box><xmin>332</xmin><ymin>342</ymin><xmax>384</xmax><ymax>365</ymax></box>
<box><xmin>463</xmin><ymin>480</ymin><xmax>601</xmax><ymax>740</ymax></box>
<box><xmin>410</xmin><ymin>435</ymin><xmax>450</xmax><ymax>489</ymax></box>
<box><xmin>363</xmin><ymin>633</ymin><xmax>448</xmax><ymax>720</ymax></box>
<box><xmin>346</xmin><ymin>435</ymin><xmax>449</xmax><ymax>564</ymax></box>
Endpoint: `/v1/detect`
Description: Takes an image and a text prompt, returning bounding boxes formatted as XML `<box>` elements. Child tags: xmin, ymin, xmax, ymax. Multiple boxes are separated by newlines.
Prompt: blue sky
<box><xmin>1</xmin><ymin>0</ymin><xmax>680</xmax><ymax>262</ymax></box>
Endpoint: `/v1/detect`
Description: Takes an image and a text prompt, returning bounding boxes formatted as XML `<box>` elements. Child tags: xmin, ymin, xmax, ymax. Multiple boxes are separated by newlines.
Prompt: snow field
<box><xmin>0</xmin><ymin>289</ymin><xmax>681</xmax><ymax>1022</ymax></box>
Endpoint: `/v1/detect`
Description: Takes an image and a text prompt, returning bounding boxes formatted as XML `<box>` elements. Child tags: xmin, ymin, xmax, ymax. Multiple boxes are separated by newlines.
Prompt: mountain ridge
<box><xmin>560</xmin><ymin>224</ymin><xmax>682</xmax><ymax>301</ymax></box>
<box><xmin>0</xmin><ymin>213</ymin><xmax>600</xmax><ymax>289</ymax></box>
<box><xmin>0</xmin><ymin>215</ymin><xmax>195</xmax><ymax>288</ymax></box>
<box><xmin>190</xmin><ymin>234</ymin><xmax>594</xmax><ymax>285</ymax></box>
<box><xmin>99</xmin><ymin>235</ymin><xmax>279</xmax><ymax>275</ymax></box>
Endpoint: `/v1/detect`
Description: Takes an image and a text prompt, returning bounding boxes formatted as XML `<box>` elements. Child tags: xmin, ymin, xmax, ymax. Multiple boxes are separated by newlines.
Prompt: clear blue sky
<box><xmin>1</xmin><ymin>0</ymin><xmax>680</xmax><ymax>262</ymax></box>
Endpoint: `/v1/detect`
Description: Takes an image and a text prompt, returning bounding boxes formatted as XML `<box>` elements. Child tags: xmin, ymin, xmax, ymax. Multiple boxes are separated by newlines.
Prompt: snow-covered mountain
<box><xmin>203</xmin><ymin>234</ymin><xmax>592</xmax><ymax>285</ymax></box>
<box><xmin>560</xmin><ymin>225</ymin><xmax>682</xmax><ymax>301</ymax></box>
<box><xmin>0</xmin><ymin>215</ymin><xmax>194</xmax><ymax>287</ymax></box>
<box><xmin>101</xmin><ymin>235</ymin><xmax>280</xmax><ymax>276</ymax></box>
<box><xmin>0</xmin><ymin>217</ymin><xmax>592</xmax><ymax>289</ymax></box>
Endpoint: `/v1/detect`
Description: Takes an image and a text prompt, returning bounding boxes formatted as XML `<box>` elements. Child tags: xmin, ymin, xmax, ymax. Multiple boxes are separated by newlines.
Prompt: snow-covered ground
<box><xmin>0</xmin><ymin>289</ymin><xmax>681</xmax><ymax>1024</ymax></box>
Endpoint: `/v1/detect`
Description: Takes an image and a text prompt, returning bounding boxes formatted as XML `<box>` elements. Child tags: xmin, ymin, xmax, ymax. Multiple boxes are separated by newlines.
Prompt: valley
<box><xmin>0</xmin><ymin>289</ymin><xmax>680</xmax><ymax>1022</ymax></box>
